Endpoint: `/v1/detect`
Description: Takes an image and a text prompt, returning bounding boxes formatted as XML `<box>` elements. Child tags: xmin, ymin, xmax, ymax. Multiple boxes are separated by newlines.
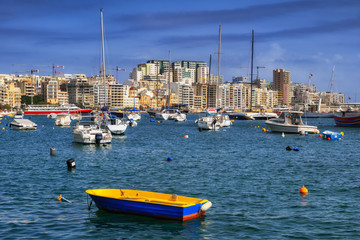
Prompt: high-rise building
<box><xmin>273</xmin><ymin>69</ymin><xmax>291</xmax><ymax>105</ymax></box>
<box><xmin>41</xmin><ymin>78</ymin><xmax>58</xmax><ymax>104</ymax></box>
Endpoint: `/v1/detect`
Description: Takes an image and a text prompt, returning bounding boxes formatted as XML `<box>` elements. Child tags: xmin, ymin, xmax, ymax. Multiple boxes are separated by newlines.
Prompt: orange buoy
<box><xmin>56</xmin><ymin>194</ymin><xmax>62</xmax><ymax>202</ymax></box>
<box><xmin>319</xmin><ymin>134</ymin><xmax>322</xmax><ymax>137</ymax></box>
<box><xmin>327</xmin><ymin>137</ymin><xmax>330</xmax><ymax>140</ymax></box>
<box><xmin>299</xmin><ymin>185</ymin><xmax>308</xmax><ymax>194</ymax></box>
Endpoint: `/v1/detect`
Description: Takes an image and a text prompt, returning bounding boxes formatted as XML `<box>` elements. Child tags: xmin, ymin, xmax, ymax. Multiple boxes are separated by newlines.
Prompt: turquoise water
<box><xmin>1</xmin><ymin>114</ymin><xmax>360</xmax><ymax>239</ymax></box>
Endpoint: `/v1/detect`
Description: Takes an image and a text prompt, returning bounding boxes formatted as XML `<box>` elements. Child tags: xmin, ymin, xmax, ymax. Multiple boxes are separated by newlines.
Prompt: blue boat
<box><xmin>86</xmin><ymin>189</ymin><xmax>212</xmax><ymax>221</ymax></box>
<box><xmin>322</xmin><ymin>130</ymin><xmax>343</xmax><ymax>140</ymax></box>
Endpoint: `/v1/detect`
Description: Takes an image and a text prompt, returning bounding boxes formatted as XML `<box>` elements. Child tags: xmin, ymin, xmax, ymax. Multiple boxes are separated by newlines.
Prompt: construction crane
<box><xmin>52</xmin><ymin>63</ymin><xmax>64</xmax><ymax>76</ymax></box>
<box><xmin>256</xmin><ymin>66</ymin><xmax>266</xmax><ymax>80</ymax></box>
<box><xmin>14</xmin><ymin>69</ymin><xmax>39</xmax><ymax>75</ymax></box>
<box><xmin>111</xmin><ymin>66</ymin><xmax>126</xmax><ymax>83</ymax></box>
<box><xmin>12</xmin><ymin>63</ymin><xmax>64</xmax><ymax>77</ymax></box>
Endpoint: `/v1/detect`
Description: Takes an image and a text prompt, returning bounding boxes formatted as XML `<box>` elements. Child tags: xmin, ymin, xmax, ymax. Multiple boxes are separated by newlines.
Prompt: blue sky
<box><xmin>1</xmin><ymin>0</ymin><xmax>359</xmax><ymax>100</ymax></box>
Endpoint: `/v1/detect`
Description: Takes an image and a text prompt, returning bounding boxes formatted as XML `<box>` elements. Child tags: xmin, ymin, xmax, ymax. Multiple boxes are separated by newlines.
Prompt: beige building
<box><xmin>41</xmin><ymin>78</ymin><xmax>58</xmax><ymax>104</ymax></box>
<box><xmin>58</xmin><ymin>91</ymin><xmax>69</xmax><ymax>105</ymax></box>
<box><xmin>6</xmin><ymin>82</ymin><xmax>22</xmax><ymax>108</ymax></box>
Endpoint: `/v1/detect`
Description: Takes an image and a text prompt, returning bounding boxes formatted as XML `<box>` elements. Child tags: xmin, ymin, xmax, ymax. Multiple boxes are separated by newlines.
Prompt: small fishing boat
<box><xmin>86</xmin><ymin>189</ymin><xmax>212</xmax><ymax>221</ymax></box>
<box><xmin>334</xmin><ymin>107</ymin><xmax>360</xmax><ymax>127</ymax></box>
<box><xmin>322</xmin><ymin>130</ymin><xmax>343</xmax><ymax>140</ymax></box>
<box><xmin>265</xmin><ymin>111</ymin><xmax>319</xmax><ymax>134</ymax></box>
<box><xmin>10</xmin><ymin>118</ymin><xmax>37</xmax><ymax>130</ymax></box>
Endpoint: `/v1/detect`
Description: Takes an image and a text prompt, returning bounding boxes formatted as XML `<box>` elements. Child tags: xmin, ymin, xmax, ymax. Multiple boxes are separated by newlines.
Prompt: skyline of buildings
<box><xmin>0</xmin><ymin>59</ymin><xmax>346</xmax><ymax>112</ymax></box>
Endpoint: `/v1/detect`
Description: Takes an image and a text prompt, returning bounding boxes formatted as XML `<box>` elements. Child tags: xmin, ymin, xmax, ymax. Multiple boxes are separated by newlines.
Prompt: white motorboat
<box><xmin>14</xmin><ymin>111</ymin><xmax>24</xmax><ymax>119</ymax></box>
<box><xmin>10</xmin><ymin>118</ymin><xmax>37</xmax><ymax>130</ymax></box>
<box><xmin>173</xmin><ymin>111</ymin><xmax>187</xmax><ymax>122</ymax></box>
<box><xmin>248</xmin><ymin>112</ymin><xmax>278</xmax><ymax>120</ymax></box>
<box><xmin>198</xmin><ymin>116</ymin><xmax>221</xmax><ymax>131</ymax></box>
<box><xmin>127</xmin><ymin>109</ymin><xmax>141</xmax><ymax>122</ymax></box>
<box><xmin>216</xmin><ymin>114</ymin><xmax>232</xmax><ymax>127</ymax></box>
<box><xmin>265</xmin><ymin>111</ymin><xmax>319</xmax><ymax>134</ymax></box>
<box><xmin>72</xmin><ymin>116</ymin><xmax>112</xmax><ymax>144</ymax></box>
<box><xmin>55</xmin><ymin>113</ymin><xmax>71</xmax><ymax>126</ymax></box>
<box><xmin>155</xmin><ymin>108</ymin><xmax>179</xmax><ymax>120</ymax></box>
<box><xmin>101</xmin><ymin>114</ymin><xmax>127</xmax><ymax>135</ymax></box>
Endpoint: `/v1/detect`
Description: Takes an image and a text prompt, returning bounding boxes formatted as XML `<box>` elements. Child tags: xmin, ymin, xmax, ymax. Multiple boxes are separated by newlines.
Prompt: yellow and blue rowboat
<box><xmin>86</xmin><ymin>189</ymin><xmax>212</xmax><ymax>221</ymax></box>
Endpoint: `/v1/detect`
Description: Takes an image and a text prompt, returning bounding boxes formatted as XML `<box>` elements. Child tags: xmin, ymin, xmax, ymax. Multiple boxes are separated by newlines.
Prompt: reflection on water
<box><xmin>86</xmin><ymin>210</ymin><xmax>210</xmax><ymax>239</ymax></box>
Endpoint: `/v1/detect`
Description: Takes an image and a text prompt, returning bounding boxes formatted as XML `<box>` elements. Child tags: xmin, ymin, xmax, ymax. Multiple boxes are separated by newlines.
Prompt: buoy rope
<box><xmin>87</xmin><ymin>194</ymin><xmax>93</xmax><ymax>210</ymax></box>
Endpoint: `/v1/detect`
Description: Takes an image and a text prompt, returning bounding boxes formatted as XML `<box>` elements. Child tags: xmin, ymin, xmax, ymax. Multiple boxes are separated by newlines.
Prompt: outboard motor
<box><xmin>95</xmin><ymin>133</ymin><xmax>103</xmax><ymax>145</ymax></box>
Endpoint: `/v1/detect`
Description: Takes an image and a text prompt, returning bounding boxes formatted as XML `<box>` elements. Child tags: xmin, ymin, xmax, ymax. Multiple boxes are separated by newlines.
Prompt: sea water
<box><xmin>0</xmin><ymin>114</ymin><xmax>360</xmax><ymax>239</ymax></box>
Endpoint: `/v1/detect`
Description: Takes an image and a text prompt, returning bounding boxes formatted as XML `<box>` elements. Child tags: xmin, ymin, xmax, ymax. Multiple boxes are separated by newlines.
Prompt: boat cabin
<box><xmin>278</xmin><ymin>111</ymin><xmax>304</xmax><ymax>125</ymax></box>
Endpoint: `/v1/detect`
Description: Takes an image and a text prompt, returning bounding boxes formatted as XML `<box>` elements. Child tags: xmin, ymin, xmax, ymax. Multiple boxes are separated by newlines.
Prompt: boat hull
<box><xmin>265</xmin><ymin>121</ymin><xmax>319</xmax><ymax>134</ymax></box>
<box><xmin>10</xmin><ymin>119</ymin><xmax>37</xmax><ymax>130</ymax></box>
<box><xmin>106</xmin><ymin>124</ymin><xmax>127</xmax><ymax>135</ymax></box>
<box><xmin>86</xmin><ymin>189</ymin><xmax>210</xmax><ymax>221</ymax></box>
<box><xmin>198</xmin><ymin>117</ymin><xmax>220</xmax><ymax>130</ymax></box>
<box><xmin>10</xmin><ymin>124</ymin><xmax>37</xmax><ymax>130</ymax></box>
<box><xmin>73</xmin><ymin>129</ymin><xmax>112</xmax><ymax>144</ymax></box>
<box><xmin>228</xmin><ymin>113</ymin><xmax>254</xmax><ymax>120</ymax></box>
<box><xmin>24</xmin><ymin>109</ymin><xmax>92</xmax><ymax>115</ymax></box>
<box><xmin>334</xmin><ymin>112</ymin><xmax>360</xmax><ymax>127</ymax></box>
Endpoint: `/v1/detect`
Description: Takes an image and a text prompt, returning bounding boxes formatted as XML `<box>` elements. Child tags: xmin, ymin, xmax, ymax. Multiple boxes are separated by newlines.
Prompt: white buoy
<box><xmin>200</xmin><ymin>201</ymin><xmax>212</xmax><ymax>211</ymax></box>
<box><xmin>282</xmin><ymin>132</ymin><xmax>285</xmax><ymax>138</ymax></box>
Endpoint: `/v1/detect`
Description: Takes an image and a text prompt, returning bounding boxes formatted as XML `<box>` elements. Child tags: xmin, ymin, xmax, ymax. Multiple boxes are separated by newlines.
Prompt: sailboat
<box><xmin>127</xmin><ymin>87</ymin><xmax>141</xmax><ymax>122</ymax></box>
<box><xmin>98</xmin><ymin>9</ymin><xmax>127</xmax><ymax>135</ymax></box>
<box><xmin>231</xmin><ymin>30</ymin><xmax>278</xmax><ymax>120</ymax></box>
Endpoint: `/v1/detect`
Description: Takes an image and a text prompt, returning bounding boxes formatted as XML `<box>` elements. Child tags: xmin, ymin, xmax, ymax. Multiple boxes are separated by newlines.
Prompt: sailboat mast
<box><xmin>250</xmin><ymin>29</ymin><xmax>254</xmax><ymax>110</ymax></box>
<box><xmin>209</xmin><ymin>54</ymin><xmax>212</xmax><ymax>80</ymax></box>
<box><xmin>216</xmin><ymin>25</ymin><xmax>221</xmax><ymax>108</ymax></box>
<box><xmin>156</xmin><ymin>61</ymin><xmax>159</xmax><ymax>109</ymax></box>
<box><xmin>217</xmin><ymin>24</ymin><xmax>221</xmax><ymax>85</ymax></box>
<box><xmin>168</xmin><ymin>51</ymin><xmax>171</xmax><ymax>107</ymax></box>
<box><xmin>330</xmin><ymin>65</ymin><xmax>335</xmax><ymax>94</ymax></box>
<box><xmin>100</xmin><ymin>9</ymin><xmax>107</xmax><ymax>107</ymax></box>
